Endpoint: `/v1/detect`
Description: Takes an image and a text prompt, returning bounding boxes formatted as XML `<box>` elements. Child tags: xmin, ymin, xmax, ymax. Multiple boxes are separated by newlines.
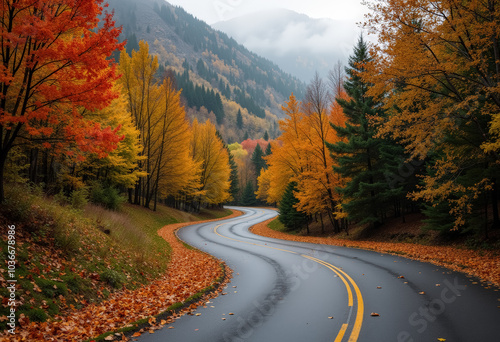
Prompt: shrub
<box><xmin>90</xmin><ymin>183</ymin><xmax>124</xmax><ymax>210</ymax></box>
<box><xmin>35</xmin><ymin>278</ymin><xmax>68</xmax><ymax>298</ymax></box>
<box><xmin>70</xmin><ymin>188</ymin><xmax>88</xmax><ymax>209</ymax></box>
<box><xmin>27</xmin><ymin>308</ymin><xmax>48</xmax><ymax>322</ymax></box>
<box><xmin>100</xmin><ymin>269</ymin><xmax>125</xmax><ymax>289</ymax></box>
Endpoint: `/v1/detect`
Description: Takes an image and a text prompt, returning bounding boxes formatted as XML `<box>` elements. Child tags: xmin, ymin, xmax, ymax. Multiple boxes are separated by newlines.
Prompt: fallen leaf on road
<box><xmin>132</xmin><ymin>332</ymin><xmax>141</xmax><ymax>337</ymax></box>
<box><xmin>370</xmin><ymin>312</ymin><xmax>380</xmax><ymax>317</ymax></box>
<box><xmin>328</xmin><ymin>316</ymin><xmax>334</xmax><ymax>319</ymax></box>
<box><xmin>377</xmin><ymin>286</ymin><xmax>382</xmax><ymax>289</ymax></box>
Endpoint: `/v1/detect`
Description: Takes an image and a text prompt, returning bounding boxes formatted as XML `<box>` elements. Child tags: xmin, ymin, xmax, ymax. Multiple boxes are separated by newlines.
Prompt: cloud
<box><xmin>214</xmin><ymin>9</ymin><xmax>361</xmax><ymax>81</ymax></box>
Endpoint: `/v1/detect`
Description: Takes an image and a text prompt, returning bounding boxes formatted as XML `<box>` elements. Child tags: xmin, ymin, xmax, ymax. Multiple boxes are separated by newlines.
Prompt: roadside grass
<box><xmin>267</xmin><ymin>217</ymin><xmax>300</xmax><ymax>235</ymax></box>
<box><xmin>0</xmin><ymin>183</ymin><xmax>230</xmax><ymax>330</ymax></box>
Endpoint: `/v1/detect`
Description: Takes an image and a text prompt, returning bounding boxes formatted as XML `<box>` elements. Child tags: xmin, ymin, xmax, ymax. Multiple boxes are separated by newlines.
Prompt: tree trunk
<box><xmin>319</xmin><ymin>213</ymin><xmax>325</xmax><ymax>234</ymax></box>
<box><xmin>29</xmin><ymin>148</ymin><xmax>39</xmax><ymax>183</ymax></box>
<box><xmin>491</xmin><ymin>178</ymin><xmax>499</xmax><ymax>230</ymax></box>
<box><xmin>484</xmin><ymin>193</ymin><xmax>489</xmax><ymax>240</ymax></box>
<box><xmin>0</xmin><ymin>154</ymin><xmax>6</xmax><ymax>204</ymax></box>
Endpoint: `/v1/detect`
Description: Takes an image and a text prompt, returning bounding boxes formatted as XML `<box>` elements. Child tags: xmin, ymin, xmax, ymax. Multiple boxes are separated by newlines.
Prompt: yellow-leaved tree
<box><xmin>78</xmin><ymin>85</ymin><xmax>144</xmax><ymax>189</ymax></box>
<box><xmin>294</xmin><ymin>75</ymin><xmax>346</xmax><ymax>232</ymax></box>
<box><xmin>364</xmin><ymin>0</ymin><xmax>500</xmax><ymax>231</ymax></box>
<box><xmin>119</xmin><ymin>41</ymin><xmax>199</xmax><ymax>210</ymax></box>
<box><xmin>190</xmin><ymin>119</ymin><xmax>231</xmax><ymax>208</ymax></box>
<box><xmin>257</xmin><ymin>94</ymin><xmax>305</xmax><ymax>204</ymax></box>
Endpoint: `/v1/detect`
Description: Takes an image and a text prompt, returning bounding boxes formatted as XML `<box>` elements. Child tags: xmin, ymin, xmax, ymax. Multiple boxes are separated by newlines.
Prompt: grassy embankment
<box><xmin>0</xmin><ymin>183</ymin><xmax>230</xmax><ymax>329</ymax></box>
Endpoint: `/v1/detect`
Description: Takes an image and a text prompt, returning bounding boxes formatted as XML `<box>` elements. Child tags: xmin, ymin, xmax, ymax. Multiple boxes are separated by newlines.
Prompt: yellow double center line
<box><xmin>213</xmin><ymin>223</ymin><xmax>364</xmax><ymax>341</ymax></box>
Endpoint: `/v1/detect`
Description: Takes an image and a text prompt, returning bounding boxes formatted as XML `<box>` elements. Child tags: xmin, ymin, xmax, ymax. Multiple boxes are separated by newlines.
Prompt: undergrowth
<box><xmin>0</xmin><ymin>183</ymin><xmax>223</xmax><ymax>329</ymax></box>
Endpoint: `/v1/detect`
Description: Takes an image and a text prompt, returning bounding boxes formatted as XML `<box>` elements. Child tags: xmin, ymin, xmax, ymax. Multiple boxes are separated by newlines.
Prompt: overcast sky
<box><xmin>163</xmin><ymin>0</ymin><xmax>372</xmax><ymax>82</ymax></box>
<box><xmin>165</xmin><ymin>0</ymin><xmax>368</xmax><ymax>25</ymax></box>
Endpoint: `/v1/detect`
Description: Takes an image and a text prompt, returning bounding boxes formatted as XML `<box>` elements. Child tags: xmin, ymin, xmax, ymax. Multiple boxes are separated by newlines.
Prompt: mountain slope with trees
<box><xmin>106</xmin><ymin>0</ymin><xmax>306</xmax><ymax>143</ymax></box>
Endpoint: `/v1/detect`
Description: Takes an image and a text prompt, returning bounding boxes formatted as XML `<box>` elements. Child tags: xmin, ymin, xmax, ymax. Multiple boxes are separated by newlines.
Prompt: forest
<box><xmin>254</xmin><ymin>2</ymin><xmax>500</xmax><ymax>240</ymax></box>
<box><xmin>0</xmin><ymin>0</ymin><xmax>499</xmax><ymax>239</ymax></box>
<box><xmin>1</xmin><ymin>0</ymin><xmax>500</xmax><ymax>339</ymax></box>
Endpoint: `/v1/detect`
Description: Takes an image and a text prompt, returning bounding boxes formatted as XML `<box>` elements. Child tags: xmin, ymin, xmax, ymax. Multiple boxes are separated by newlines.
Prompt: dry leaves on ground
<box><xmin>1</xmin><ymin>211</ymin><xmax>241</xmax><ymax>342</ymax></box>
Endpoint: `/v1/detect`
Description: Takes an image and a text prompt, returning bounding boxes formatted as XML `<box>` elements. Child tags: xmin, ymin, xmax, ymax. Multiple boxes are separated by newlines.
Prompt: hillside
<box><xmin>105</xmin><ymin>0</ymin><xmax>306</xmax><ymax>143</ymax></box>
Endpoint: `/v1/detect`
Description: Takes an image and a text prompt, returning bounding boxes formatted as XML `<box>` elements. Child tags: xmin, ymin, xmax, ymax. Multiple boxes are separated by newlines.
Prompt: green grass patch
<box><xmin>268</xmin><ymin>217</ymin><xmax>297</xmax><ymax>234</ymax></box>
<box><xmin>0</xmin><ymin>183</ymin><xmax>229</xmax><ymax>330</ymax></box>
<box><xmin>195</xmin><ymin>207</ymin><xmax>232</xmax><ymax>220</ymax></box>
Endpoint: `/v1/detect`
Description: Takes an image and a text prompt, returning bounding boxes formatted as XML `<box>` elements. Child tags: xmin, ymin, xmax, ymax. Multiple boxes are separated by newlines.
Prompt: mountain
<box><xmin>212</xmin><ymin>9</ymin><xmax>359</xmax><ymax>82</ymax></box>
<box><xmin>104</xmin><ymin>0</ymin><xmax>306</xmax><ymax>143</ymax></box>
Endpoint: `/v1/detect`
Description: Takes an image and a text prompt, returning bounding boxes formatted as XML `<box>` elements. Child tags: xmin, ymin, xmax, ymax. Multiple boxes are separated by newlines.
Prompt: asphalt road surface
<box><xmin>137</xmin><ymin>207</ymin><xmax>500</xmax><ymax>342</ymax></box>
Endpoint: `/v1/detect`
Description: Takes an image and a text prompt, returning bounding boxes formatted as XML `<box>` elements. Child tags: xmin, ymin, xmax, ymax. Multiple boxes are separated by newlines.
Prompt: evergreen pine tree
<box><xmin>251</xmin><ymin>144</ymin><xmax>266</xmax><ymax>177</ymax></box>
<box><xmin>328</xmin><ymin>36</ymin><xmax>405</xmax><ymax>228</ymax></box>
<box><xmin>214</xmin><ymin>93</ymin><xmax>225</xmax><ymax>124</ymax></box>
<box><xmin>228</xmin><ymin>149</ymin><xmax>239</xmax><ymax>204</ymax></box>
<box><xmin>263</xmin><ymin>131</ymin><xmax>269</xmax><ymax>141</ymax></box>
<box><xmin>279</xmin><ymin>182</ymin><xmax>308</xmax><ymax>232</ymax></box>
<box><xmin>236</xmin><ymin>109</ymin><xmax>243</xmax><ymax>129</ymax></box>
<box><xmin>125</xmin><ymin>33</ymin><xmax>139</xmax><ymax>54</ymax></box>
<box><xmin>243</xmin><ymin>131</ymin><xmax>249</xmax><ymax>141</ymax></box>
<box><xmin>265</xmin><ymin>143</ymin><xmax>272</xmax><ymax>157</ymax></box>
<box><xmin>240</xmin><ymin>181</ymin><xmax>257</xmax><ymax>206</ymax></box>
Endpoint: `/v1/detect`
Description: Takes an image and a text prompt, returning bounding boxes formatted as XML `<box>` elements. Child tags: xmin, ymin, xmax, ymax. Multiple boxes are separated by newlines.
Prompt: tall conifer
<box><xmin>329</xmin><ymin>36</ymin><xmax>404</xmax><ymax>228</ymax></box>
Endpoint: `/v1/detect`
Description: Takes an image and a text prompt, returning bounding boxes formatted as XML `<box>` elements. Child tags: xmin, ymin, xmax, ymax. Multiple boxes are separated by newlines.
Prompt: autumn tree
<box><xmin>257</xmin><ymin>94</ymin><xmax>304</xmax><ymax>204</ymax></box>
<box><xmin>0</xmin><ymin>0</ymin><xmax>124</xmax><ymax>203</ymax></box>
<box><xmin>190</xmin><ymin>119</ymin><xmax>231</xmax><ymax>208</ymax></box>
<box><xmin>77</xmin><ymin>86</ymin><xmax>143</xmax><ymax>190</ymax></box>
<box><xmin>295</xmin><ymin>73</ymin><xmax>344</xmax><ymax>231</ymax></box>
<box><xmin>228</xmin><ymin>142</ymin><xmax>251</xmax><ymax>200</ymax></box>
<box><xmin>364</xmin><ymin>0</ymin><xmax>500</xmax><ymax>232</ymax></box>
<box><xmin>119</xmin><ymin>42</ymin><xmax>198</xmax><ymax>209</ymax></box>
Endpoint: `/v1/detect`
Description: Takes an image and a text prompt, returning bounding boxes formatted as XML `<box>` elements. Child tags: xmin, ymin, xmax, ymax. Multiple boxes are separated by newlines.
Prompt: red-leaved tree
<box><xmin>0</xmin><ymin>0</ymin><xmax>124</xmax><ymax>202</ymax></box>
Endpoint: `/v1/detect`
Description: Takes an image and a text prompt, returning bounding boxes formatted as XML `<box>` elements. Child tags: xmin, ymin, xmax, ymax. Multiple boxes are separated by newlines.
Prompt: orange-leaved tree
<box><xmin>294</xmin><ymin>74</ymin><xmax>347</xmax><ymax>231</ymax></box>
<box><xmin>364</xmin><ymin>0</ymin><xmax>500</xmax><ymax>230</ymax></box>
<box><xmin>0</xmin><ymin>0</ymin><xmax>123</xmax><ymax>202</ymax></box>
<box><xmin>257</xmin><ymin>93</ymin><xmax>305</xmax><ymax>204</ymax></box>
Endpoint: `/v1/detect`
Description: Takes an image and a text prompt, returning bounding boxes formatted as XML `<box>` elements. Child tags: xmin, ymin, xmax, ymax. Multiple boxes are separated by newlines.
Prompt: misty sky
<box><xmin>165</xmin><ymin>0</ymin><xmax>368</xmax><ymax>25</ymax></box>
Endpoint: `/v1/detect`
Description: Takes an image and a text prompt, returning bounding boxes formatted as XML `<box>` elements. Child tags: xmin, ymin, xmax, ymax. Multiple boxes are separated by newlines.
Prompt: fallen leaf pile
<box><xmin>251</xmin><ymin>218</ymin><xmax>500</xmax><ymax>287</ymax></box>
<box><xmin>1</xmin><ymin>211</ymin><xmax>241</xmax><ymax>341</ymax></box>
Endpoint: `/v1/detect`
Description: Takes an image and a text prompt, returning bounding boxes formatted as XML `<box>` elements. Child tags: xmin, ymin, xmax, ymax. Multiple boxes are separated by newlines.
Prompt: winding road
<box><xmin>137</xmin><ymin>207</ymin><xmax>500</xmax><ymax>342</ymax></box>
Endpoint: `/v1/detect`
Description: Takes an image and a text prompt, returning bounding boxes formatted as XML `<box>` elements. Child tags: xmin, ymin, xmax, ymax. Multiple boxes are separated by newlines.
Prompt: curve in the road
<box><xmin>213</xmin><ymin>222</ymin><xmax>364</xmax><ymax>342</ymax></box>
<box><xmin>136</xmin><ymin>207</ymin><xmax>500</xmax><ymax>342</ymax></box>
